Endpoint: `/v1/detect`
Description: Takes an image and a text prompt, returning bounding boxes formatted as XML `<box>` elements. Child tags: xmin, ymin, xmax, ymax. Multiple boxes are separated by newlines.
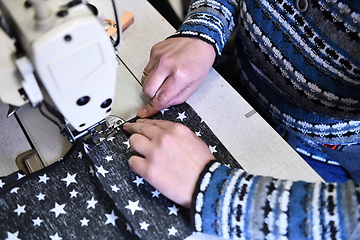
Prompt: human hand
<box><xmin>123</xmin><ymin>119</ymin><xmax>214</xmax><ymax>208</ymax></box>
<box><xmin>138</xmin><ymin>37</ymin><xmax>216</xmax><ymax>118</ymax></box>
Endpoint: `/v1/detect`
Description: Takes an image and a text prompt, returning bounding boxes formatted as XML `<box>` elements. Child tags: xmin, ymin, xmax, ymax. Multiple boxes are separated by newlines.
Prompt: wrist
<box><xmin>167</xmin><ymin>34</ymin><xmax>218</xmax><ymax>60</ymax></box>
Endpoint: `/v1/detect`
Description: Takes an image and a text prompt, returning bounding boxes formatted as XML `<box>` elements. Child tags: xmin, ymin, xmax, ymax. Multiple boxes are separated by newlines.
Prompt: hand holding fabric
<box><xmin>137</xmin><ymin>37</ymin><xmax>216</xmax><ymax>118</ymax></box>
<box><xmin>123</xmin><ymin>119</ymin><xmax>214</xmax><ymax>208</ymax></box>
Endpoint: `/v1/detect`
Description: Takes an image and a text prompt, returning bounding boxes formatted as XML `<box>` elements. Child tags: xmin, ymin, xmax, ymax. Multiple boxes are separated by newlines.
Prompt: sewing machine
<box><xmin>0</xmin><ymin>0</ymin><xmax>137</xmax><ymax>174</ymax></box>
<box><xmin>0</xmin><ymin>0</ymin><xmax>121</xmax><ymax>144</ymax></box>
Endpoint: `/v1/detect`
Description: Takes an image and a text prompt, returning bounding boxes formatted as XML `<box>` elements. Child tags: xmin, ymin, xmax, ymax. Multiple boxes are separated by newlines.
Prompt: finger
<box><xmin>138</xmin><ymin>74</ymin><xmax>189</xmax><ymax>118</ymax></box>
<box><xmin>141</xmin><ymin>69</ymin><xmax>149</xmax><ymax>86</ymax></box>
<box><xmin>141</xmin><ymin>62</ymin><xmax>155</xmax><ymax>86</ymax></box>
<box><xmin>127</xmin><ymin>133</ymin><xmax>152</xmax><ymax>156</ymax></box>
<box><xmin>142</xmin><ymin>66</ymin><xmax>171</xmax><ymax>100</ymax></box>
<box><xmin>137</xmin><ymin>101</ymin><xmax>162</xmax><ymax>118</ymax></box>
<box><xmin>165</xmin><ymin>80</ymin><xmax>203</xmax><ymax>107</ymax></box>
<box><xmin>124</xmin><ymin>122</ymin><xmax>163</xmax><ymax>140</ymax></box>
<box><xmin>141</xmin><ymin>41</ymin><xmax>164</xmax><ymax>86</ymax></box>
<box><xmin>128</xmin><ymin>155</ymin><xmax>148</xmax><ymax>177</ymax></box>
<box><xmin>135</xmin><ymin>119</ymin><xmax>176</xmax><ymax>131</ymax></box>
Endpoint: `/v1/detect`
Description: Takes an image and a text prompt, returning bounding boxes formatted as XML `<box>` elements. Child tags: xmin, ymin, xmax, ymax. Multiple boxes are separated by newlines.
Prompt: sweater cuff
<box><xmin>167</xmin><ymin>0</ymin><xmax>238</xmax><ymax>60</ymax></box>
<box><xmin>170</xmin><ymin>12</ymin><xmax>232</xmax><ymax>57</ymax></box>
<box><xmin>190</xmin><ymin>160</ymin><xmax>244</xmax><ymax>236</ymax></box>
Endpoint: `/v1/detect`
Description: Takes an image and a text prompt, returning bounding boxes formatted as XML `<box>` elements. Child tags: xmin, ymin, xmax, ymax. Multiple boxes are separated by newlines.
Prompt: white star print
<box><xmin>32</xmin><ymin>217</ymin><xmax>43</xmax><ymax>226</ymax></box>
<box><xmin>89</xmin><ymin>166</ymin><xmax>95</xmax><ymax>176</ymax></box>
<box><xmin>17</xmin><ymin>173</ymin><xmax>25</xmax><ymax>180</ymax></box>
<box><xmin>105</xmin><ymin>210</ymin><xmax>118</xmax><ymax>226</ymax></box>
<box><xmin>10</xmin><ymin>187</ymin><xmax>20</xmax><ymax>194</ymax></box>
<box><xmin>160</xmin><ymin>108</ymin><xmax>169</xmax><ymax>114</ymax></box>
<box><xmin>176</xmin><ymin>111</ymin><xmax>187</xmax><ymax>121</ymax></box>
<box><xmin>168</xmin><ymin>226</ymin><xmax>178</xmax><ymax>236</ymax></box>
<box><xmin>126</xmin><ymin>223</ymin><xmax>132</xmax><ymax>232</ymax></box>
<box><xmin>168</xmin><ymin>205</ymin><xmax>179</xmax><ymax>216</ymax></box>
<box><xmin>107</xmin><ymin>136</ymin><xmax>115</xmax><ymax>142</ymax></box>
<box><xmin>133</xmin><ymin>176</ymin><xmax>144</xmax><ymax>187</ymax></box>
<box><xmin>96</xmin><ymin>165</ymin><xmax>109</xmax><ymax>177</ymax></box>
<box><xmin>14</xmin><ymin>204</ymin><xmax>26</xmax><ymax>216</ymax></box>
<box><xmin>36</xmin><ymin>193</ymin><xmax>45</xmax><ymax>201</ymax></box>
<box><xmin>38</xmin><ymin>174</ymin><xmax>50</xmax><ymax>184</ymax></box>
<box><xmin>123</xmin><ymin>140</ymin><xmax>130</xmax><ymax>149</ymax></box>
<box><xmin>151</xmin><ymin>189</ymin><xmax>161</xmax><ymax>198</ymax></box>
<box><xmin>105</xmin><ymin>155</ymin><xmax>113</xmax><ymax>162</ymax></box>
<box><xmin>209</xmin><ymin>145</ymin><xmax>217</xmax><ymax>154</ymax></box>
<box><xmin>111</xmin><ymin>185</ymin><xmax>120</xmax><ymax>192</ymax></box>
<box><xmin>77</xmin><ymin>152</ymin><xmax>83</xmax><ymax>159</ymax></box>
<box><xmin>83</xmin><ymin>143</ymin><xmax>90</xmax><ymax>153</ymax></box>
<box><xmin>0</xmin><ymin>179</ymin><xmax>5</xmax><ymax>188</ymax></box>
<box><xmin>140</xmin><ymin>221</ymin><xmax>150</xmax><ymax>230</ymax></box>
<box><xmin>5</xmin><ymin>231</ymin><xmax>21</xmax><ymax>240</ymax></box>
<box><xmin>49</xmin><ymin>233</ymin><xmax>62</xmax><ymax>240</ymax></box>
<box><xmin>69</xmin><ymin>189</ymin><xmax>78</xmax><ymax>198</ymax></box>
<box><xmin>61</xmin><ymin>173</ymin><xmax>77</xmax><ymax>187</ymax></box>
<box><xmin>87</xmin><ymin>197</ymin><xmax>98</xmax><ymax>209</ymax></box>
<box><xmin>80</xmin><ymin>217</ymin><xmax>89</xmax><ymax>226</ymax></box>
<box><xmin>50</xmin><ymin>202</ymin><xmax>66</xmax><ymax>218</ymax></box>
<box><xmin>195</xmin><ymin>131</ymin><xmax>201</xmax><ymax>137</ymax></box>
<box><xmin>125</xmin><ymin>200</ymin><xmax>143</xmax><ymax>215</ymax></box>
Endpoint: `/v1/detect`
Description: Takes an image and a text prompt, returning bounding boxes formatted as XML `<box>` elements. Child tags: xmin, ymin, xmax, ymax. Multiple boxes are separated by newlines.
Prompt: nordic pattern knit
<box><xmin>173</xmin><ymin>0</ymin><xmax>360</xmax><ymax>181</ymax></box>
<box><xmin>191</xmin><ymin>161</ymin><xmax>360</xmax><ymax>239</ymax></box>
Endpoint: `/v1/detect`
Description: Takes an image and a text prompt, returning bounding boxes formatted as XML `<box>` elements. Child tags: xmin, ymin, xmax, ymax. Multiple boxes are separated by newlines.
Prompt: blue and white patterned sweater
<box><xmin>171</xmin><ymin>0</ymin><xmax>360</xmax><ymax>239</ymax></box>
<box><xmin>191</xmin><ymin>161</ymin><xmax>360</xmax><ymax>239</ymax></box>
<box><xmin>173</xmin><ymin>0</ymin><xmax>360</xmax><ymax>181</ymax></box>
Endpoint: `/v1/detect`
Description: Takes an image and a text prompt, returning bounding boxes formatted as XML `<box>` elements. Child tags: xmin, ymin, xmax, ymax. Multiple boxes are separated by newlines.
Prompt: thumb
<box><xmin>137</xmin><ymin>92</ymin><xmax>169</xmax><ymax>118</ymax></box>
<box><xmin>137</xmin><ymin>102</ymin><xmax>159</xmax><ymax>118</ymax></box>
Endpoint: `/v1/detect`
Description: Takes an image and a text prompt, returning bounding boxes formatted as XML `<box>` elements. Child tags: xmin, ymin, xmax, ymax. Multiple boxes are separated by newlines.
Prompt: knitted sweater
<box><xmin>174</xmin><ymin>0</ymin><xmax>360</xmax><ymax>139</ymax></box>
<box><xmin>191</xmin><ymin>161</ymin><xmax>360</xmax><ymax>239</ymax></box>
<box><xmin>173</xmin><ymin>0</ymin><xmax>360</xmax><ymax>181</ymax></box>
<box><xmin>173</xmin><ymin>0</ymin><xmax>360</xmax><ymax>238</ymax></box>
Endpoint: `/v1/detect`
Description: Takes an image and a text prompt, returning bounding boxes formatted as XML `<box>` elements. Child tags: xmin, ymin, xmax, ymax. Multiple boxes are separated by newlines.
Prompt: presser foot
<box><xmin>64</xmin><ymin>115</ymin><xmax>125</xmax><ymax>144</ymax></box>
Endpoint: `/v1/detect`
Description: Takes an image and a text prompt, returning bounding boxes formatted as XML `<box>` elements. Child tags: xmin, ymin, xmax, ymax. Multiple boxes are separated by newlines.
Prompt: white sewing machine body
<box><xmin>0</xmin><ymin>0</ymin><xmax>117</xmax><ymax>139</ymax></box>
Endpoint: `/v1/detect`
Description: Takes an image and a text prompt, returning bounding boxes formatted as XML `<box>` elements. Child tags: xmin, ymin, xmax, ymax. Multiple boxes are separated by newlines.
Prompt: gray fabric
<box><xmin>0</xmin><ymin>103</ymin><xmax>240</xmax><ymax>239</ymax></box>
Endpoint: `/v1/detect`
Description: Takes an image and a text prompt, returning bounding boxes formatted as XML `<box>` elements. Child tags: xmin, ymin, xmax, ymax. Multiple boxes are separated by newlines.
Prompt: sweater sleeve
<box><xmin>170</xmin><ymin>0</ymin><xmax>239</xmax><ymax>57</ymax></box>
<box><xmin>191</xmin><ymin>160</ymin><xmax>360</xmax><ymax>239</ymax></box>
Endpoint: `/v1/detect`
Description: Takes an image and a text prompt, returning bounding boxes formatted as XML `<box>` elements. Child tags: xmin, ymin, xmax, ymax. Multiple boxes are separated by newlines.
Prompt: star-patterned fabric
<box><xmin>0</xmin><ymin>103</ymin><xmax>240</xmax><ymax>239</ymax></box>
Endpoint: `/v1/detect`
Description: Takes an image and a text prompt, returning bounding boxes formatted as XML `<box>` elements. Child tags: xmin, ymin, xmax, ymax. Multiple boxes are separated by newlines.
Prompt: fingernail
<box><xmin>137</xmin><ymin>108</ymin><xmax>146</xmax><ymax>118</ymax></box>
